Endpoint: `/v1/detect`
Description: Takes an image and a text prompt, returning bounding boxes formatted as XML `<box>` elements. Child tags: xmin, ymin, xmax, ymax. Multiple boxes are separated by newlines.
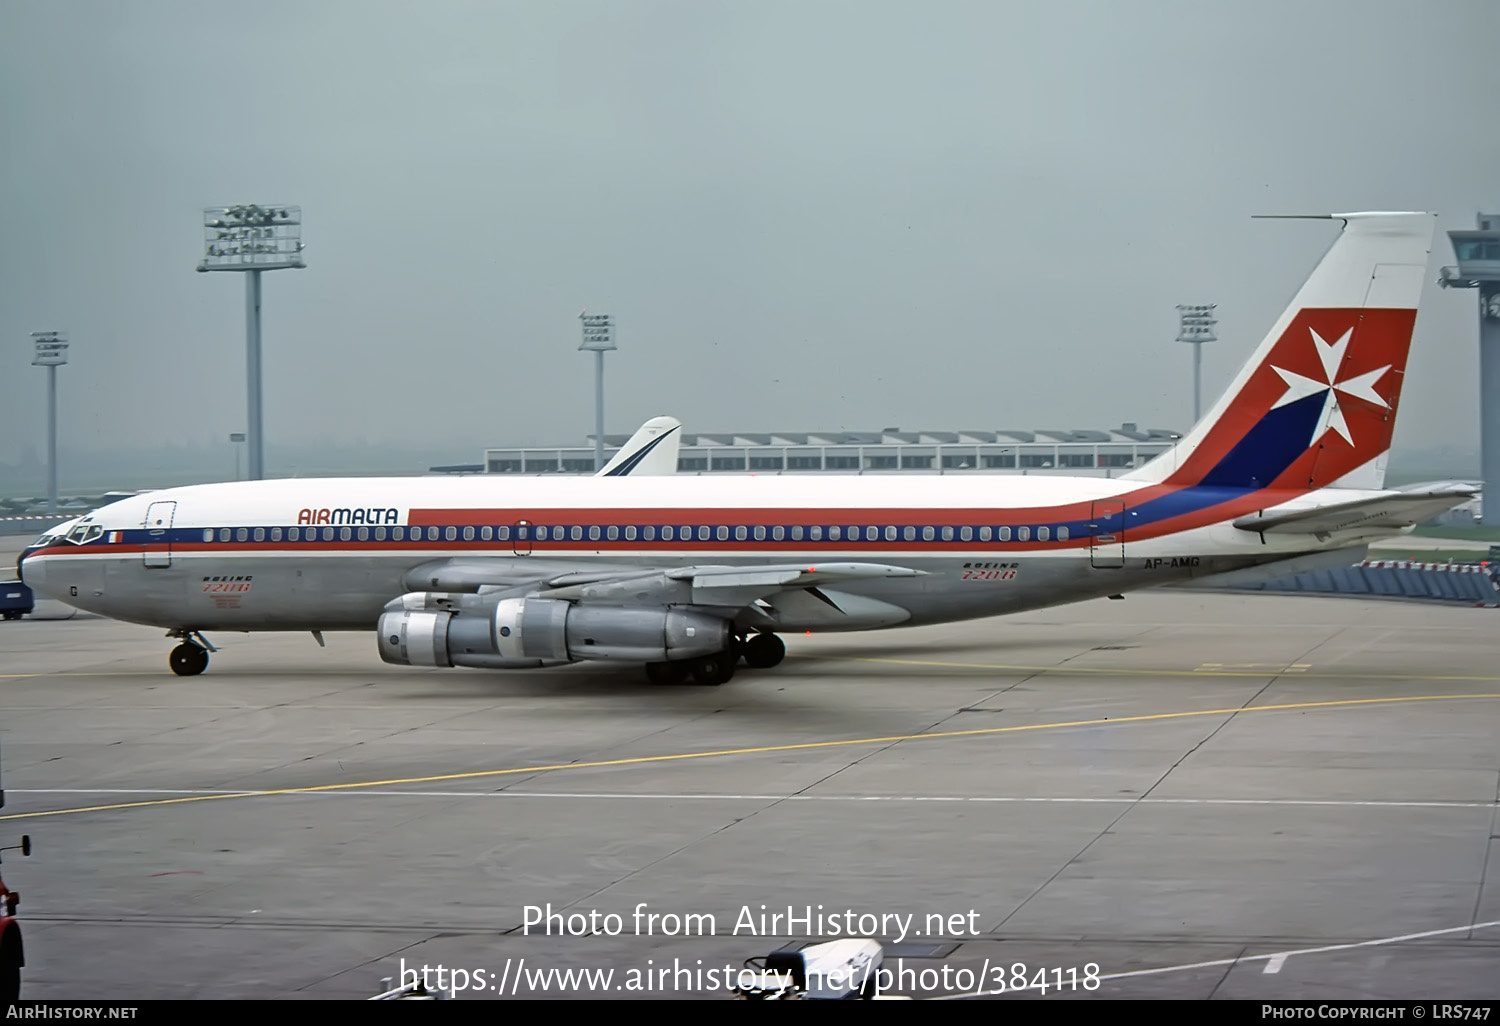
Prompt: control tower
<box><xmin>1438</xmin><ymin>212</ymin><xmax>1500</xmax><ymax>525</ymax></box>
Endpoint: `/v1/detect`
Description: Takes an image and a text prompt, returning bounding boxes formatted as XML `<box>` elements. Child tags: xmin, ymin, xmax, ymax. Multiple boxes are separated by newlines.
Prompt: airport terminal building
<box><xmin>480</xmin><ymin>423</ymin><xmax>1182</xmax><ymax>476</ymax></box>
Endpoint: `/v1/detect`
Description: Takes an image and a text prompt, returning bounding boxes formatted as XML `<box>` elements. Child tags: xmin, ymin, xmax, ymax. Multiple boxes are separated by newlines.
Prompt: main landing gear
<box><xmin>166</xmin><ymin>630</ymin><xmax>215</xmax><ymax>676</ymax></box>
<box><xmin>642</xmin><ymin>632</ymin><xmax>786</xmax><ymax>686</ymax></box>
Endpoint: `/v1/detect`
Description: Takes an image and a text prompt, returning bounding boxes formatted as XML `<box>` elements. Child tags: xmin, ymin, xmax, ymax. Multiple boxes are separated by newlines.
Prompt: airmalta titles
<box><xmin>297</xmin><ymin>507</ymin><xmax>400</xmax><ymax>526</ymax></box>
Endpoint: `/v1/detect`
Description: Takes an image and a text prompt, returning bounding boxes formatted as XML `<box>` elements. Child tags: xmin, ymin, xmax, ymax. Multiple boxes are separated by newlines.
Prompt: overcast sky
<box><xmin>2</xmin><ymin>0</ymin><xmax>1497</xmax><ymax>472</ymax></box>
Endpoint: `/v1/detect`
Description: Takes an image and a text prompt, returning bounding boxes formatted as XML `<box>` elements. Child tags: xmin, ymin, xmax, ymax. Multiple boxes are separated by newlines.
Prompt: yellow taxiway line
<box><xmin>3</xmin><ymin>692</ymin><xmax>1497</xmax><ymax>823</ymax></box>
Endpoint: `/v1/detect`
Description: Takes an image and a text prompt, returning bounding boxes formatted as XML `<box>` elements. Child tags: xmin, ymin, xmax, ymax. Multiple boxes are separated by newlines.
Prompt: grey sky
<box><xmin>2</xmin><ymin>0</ymin><xmax>1497</xmax><ymax>476</ymax></box>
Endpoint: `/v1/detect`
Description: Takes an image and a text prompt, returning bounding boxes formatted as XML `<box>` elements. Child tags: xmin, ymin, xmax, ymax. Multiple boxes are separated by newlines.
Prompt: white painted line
<box><xmin>930</xmin><ymin>918</ymin><xmax>1500</xmax><ymax>999</ymax></box>
<box><xmin>9</xmin><ymin>788</ymin><xmax>1500</xmax><ymax>810</ymax></box>
<box><xmin>1263</xmin><ymin>954</ymin><xmax>1287</xmax><ymax>974</ymax></box>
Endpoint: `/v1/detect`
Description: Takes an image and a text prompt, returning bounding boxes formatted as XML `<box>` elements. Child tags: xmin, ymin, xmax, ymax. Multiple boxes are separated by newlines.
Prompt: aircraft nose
<box><xmin>16</xmin><ymin>546</ymin><xmax>42</xmax><ymax>588</ymax></box>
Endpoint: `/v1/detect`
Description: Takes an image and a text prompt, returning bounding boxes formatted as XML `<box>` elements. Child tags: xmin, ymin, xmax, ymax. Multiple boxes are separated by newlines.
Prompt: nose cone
<box><xmin>16</xmin><ymin>546</ymin><xmax>44</xmax><ymax>590</ymax></box>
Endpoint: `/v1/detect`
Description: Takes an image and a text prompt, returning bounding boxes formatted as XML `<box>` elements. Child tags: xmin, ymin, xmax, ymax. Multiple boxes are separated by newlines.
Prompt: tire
<box><xmin>644</xmin><ymin>661</ymin><xmax>689</xmax><ymax>685</ymax></box>
<box><xmin>0</xmin><ymin>960</ymin><xmax>17</xmax><ymax>1004</ymax></box>
<box><xmin>169</xmin><ymin>643</ymin><xmax>208</xmax><ymax>676</ymax></box>
<box><xmin>742</xmin><ymin>633</ymin><xmax>785</xmax><ymax>669</ymax></box>
<box><xmin>689</xmin><ymin>652</ymin><xmax>736</xmax><ymax>686</ymax></box>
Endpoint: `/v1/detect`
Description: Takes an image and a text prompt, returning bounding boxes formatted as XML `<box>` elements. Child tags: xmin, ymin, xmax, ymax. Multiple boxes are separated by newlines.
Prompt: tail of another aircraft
<box><xmin>596</xmin><ymin>416</ymin><xmax>682</xmax><ymax>476</ymax></box>
<box><xmin>1124</xmin><ymin>212</ymin><xmax>1435</xmax><ymax>493</ymax></box>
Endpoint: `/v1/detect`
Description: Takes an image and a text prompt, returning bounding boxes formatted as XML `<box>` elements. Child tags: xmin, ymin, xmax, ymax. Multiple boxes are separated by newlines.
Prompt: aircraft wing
<box><xmin>397</xmin><ymin>557</ymin><xmax>925</xmax><ymax>629</ymax></box>
<box><xmin>1231</xmin><ymin>486</ymin><xmax>1477</xmax><ymax>536</ymax></box>
<box><xmin>595</xmin><ymin>416</ymin><xmax>682</xmax><ymax>476</ymax></box>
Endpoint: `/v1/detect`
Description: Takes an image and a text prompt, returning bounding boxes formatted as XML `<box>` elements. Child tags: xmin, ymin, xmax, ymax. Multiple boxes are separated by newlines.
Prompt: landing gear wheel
<box><xmin>169</xmin><ymin>643</ymin><xmax>209</xmax><ymax>676</ymax></box>
<box><xmin>742</xmin><ymin>633</ymin><xmax>785</xmax><ymax>669</ymax></box>
<box><xmin>0</xmin><ymin>960</ymin><xmax>17</xmax><ymax>1004</ymax></box>
<box><xmin>688</xmin><ymin>652</ymin><xmax>737</xmax><ymax>686</ymax></box>
<box><xmin>645</xmin><ymin>661</ymin><xmax>689</xmax><ymax>685</ymax></box>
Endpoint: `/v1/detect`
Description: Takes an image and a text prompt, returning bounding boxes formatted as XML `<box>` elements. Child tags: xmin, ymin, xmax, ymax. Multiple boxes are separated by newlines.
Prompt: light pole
<box><xmin>229</xmin><ymin>432</ymin><xmax>246</xmax><ymax>481</ymax></box>
<box><xmin>1177</xmin><ymin>304</ymin><xmax>1217</xmax><ymax>424</ymax></box>
<box><xmin>30</xmin><ymin>332</ymin><xmax>68</xmax><ymax>514</ymax></box>
<box><xmin>197</xmin><ymin>205</ymin><xmax>305</xmax><ymax>480</ymax></box>
<box><xmin>579</xmin><ymin>312</ymin><xmax>616</xmax><ymax>471</ymax></box>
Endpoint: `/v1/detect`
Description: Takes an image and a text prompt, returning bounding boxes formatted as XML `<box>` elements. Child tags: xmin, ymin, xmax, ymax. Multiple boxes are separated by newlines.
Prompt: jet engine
<box><xmin>377</xmin><ymin>596</ymin><xmax>731</xmax><ymax>669</ymax></box>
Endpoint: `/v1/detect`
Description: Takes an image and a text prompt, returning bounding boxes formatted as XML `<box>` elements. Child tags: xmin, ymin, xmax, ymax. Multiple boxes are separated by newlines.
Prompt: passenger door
<box><xmin>142</xmin><ymin>501</ymin><xmax>178</xmax><ymax>568</ymax></box>
<box><xmin>1089</xmin><ymin>500</ymin><xmax>1125</xmax><ymax>569</ymax></box>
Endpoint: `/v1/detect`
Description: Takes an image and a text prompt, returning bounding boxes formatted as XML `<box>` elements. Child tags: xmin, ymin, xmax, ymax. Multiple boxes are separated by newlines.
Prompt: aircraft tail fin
<box><xmin>1124</xmin><ymin>212</ymin><xmax>1435</xmax><ymax>493</ymax></box>
<box><xmin>596</xmin><ymin>416</ymin><xmax>682</xmax><ymax>476</ymax></box>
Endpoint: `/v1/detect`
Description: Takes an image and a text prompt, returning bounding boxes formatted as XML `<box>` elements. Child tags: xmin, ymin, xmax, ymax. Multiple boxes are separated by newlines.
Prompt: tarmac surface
<box><xmin>0</xmin><ymin>574</ymin><xmax>1497</xmax><ymax>1001</ymax></box>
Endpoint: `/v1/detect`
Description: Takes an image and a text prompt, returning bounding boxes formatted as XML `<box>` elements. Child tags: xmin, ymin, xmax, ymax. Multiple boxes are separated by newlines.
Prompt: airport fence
<box><xmin>1229</xmin><ymin>559</ymin><xmax>1500</xmax><ymax>607</ymax></box>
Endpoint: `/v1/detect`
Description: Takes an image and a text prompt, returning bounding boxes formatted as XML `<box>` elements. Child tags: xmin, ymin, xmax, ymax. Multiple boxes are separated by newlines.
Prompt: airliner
<box><xmin>17</xmin><ymin>212</ymin><xmax>1474</xmax><ymax>685</ymax></box>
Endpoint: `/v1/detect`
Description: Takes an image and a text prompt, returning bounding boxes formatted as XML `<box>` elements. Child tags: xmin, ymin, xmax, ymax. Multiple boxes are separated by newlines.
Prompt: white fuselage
<box><xmin>18</xmin><ymin>473</ymin><xmax>1391</xmax><ymax>635</ymax></box>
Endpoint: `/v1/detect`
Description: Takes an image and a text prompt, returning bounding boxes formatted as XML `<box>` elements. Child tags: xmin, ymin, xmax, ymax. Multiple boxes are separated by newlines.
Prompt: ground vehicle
<box><xmin>0</xmin><ymin>581</ymin><xmax>31</xmax><ymax>621</ymax></box>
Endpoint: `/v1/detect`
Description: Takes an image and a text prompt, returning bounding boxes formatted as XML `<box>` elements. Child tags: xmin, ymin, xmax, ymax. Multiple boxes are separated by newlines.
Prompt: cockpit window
<box><xmin>67</xmin><ymin>520</ymin><xmax>93</xmax><ymax>544</ymax></box>
<box><xmin>84</xmin><ymin>525</ymin><xmax>103</xmax><ymax>542</ymax></box>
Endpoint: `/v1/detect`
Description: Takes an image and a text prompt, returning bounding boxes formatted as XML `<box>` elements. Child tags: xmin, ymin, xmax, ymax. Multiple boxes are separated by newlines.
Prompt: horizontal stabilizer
<box><xmin>1232</xmin><ymin>487</ymin><xmax>1476</xmax><ymax>535</ymax></box>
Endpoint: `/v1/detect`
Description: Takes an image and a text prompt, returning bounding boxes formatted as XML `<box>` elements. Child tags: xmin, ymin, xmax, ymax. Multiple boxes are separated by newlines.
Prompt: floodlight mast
<box><xmin>197</xmin><ymin>205</ymin><xmax>305</xmax><ymax>480</ymax></box>
<box><xmin>1177</xmin><ymin>304</ymin><xmax>1218</xmax><ymax>424</ymax></box>
<box><xmin>579</xmin><ymin>313</ymin><xmax>617</xmax><ymax>471</ymax></box>
<box><xmin>30</xmin><ymin>332</ymin><xmax>68</xmax><ymax>514</ymax></box>
<box><xmin>1438</xmin><ymin>212</ymin><xmax>1500</xmax><ymax>526</ymax></box>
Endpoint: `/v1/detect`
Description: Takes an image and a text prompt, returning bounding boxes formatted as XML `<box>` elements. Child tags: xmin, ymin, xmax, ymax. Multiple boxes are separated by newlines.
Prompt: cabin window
<box><xmin>271</xmin><ymin>527</ymin><xmax>283</xmax><ymax>542</ymax></box>
<box><xmin>754</xmin><ymin>525</ymin><xmax>766</xmax><ymax>541</ymax></box>
<box><xmin>392</xmin><ymin>526</ymin><xmax>404</xmax><ymax>541</ymax></box>
<box><xmin>341</xmin><ymin>527</ymin><xmax>352</xmax><ymax>541</ymax></box>
<box><xmin>607</xmin><ymin>525</ymin><xmax>619</xmax><ymax>540</ymax></box>
<box><xmin>902</xmin><ymin>526</ymin><xmax>914</xmax><ymax>541</ymax></box>
<box><xmin>734</xmin><ymin>526</ymin><xmax>747</xmax><ymax>541</ymax></box>
<box><xmin>999</xmin><ymin>527</ymin><xmax>1012</xmax><ymax>541</ymax></box>
<box><xmin>479</xmin><ymin>526</ymin><xmax>491</xmax><ymax>541</ymax></box>
<box><xmin>717</xmin><ymin>526</ymin><xmax>730</xmax><ymax>541</ymax></box>
<box><xmin>828</xmin><ymin>526</ymin><xmax>841</xmax><ymax>541</ymax></box>
<box><xmin>444</xmin><ymin>526</ymin><xmax>456</xmax><ymax>541</ymax></box>
<box><xmin>979</xmin><ymin>526</ymin><xmax>991</xmax><ymax>541</ymax></box>
<box><xmin>1018</xmin><ymin>526</ymin><xmax>1031</xmax><ymax>541</ymax></box>
<box><xmin>1058</xmin><ymin>526</ymin><xmax>1069</xmax><ymax>541</ymax></box>
<box><xmin>959</xmin><ymin>526</ymin><xmax>972</xmax><ymax>541</ymax></box>
<box><xmin>358</xmin><ymin>527</ymin><xmax>369</xmax><ymax>541</ymax></box>
<box><xmin>377</xmin><ymin>526</ymin><xmax>388</xmax><ymax>541</ymax></box>
<box><xmin>698</xmin><ymin>526</ymin><xmax>711</xmax><ymax>541</ymax></box>
<box><xmin>588</xmin><ymin>526</ymin><xmax>601</xmax><ymax>541</ymax></box>
<box><xmin>236</xmin><ymin>528</ymin><xmax>248</xmax><ymax>542</ymax></box>
<box><xmin>770</xmin><ymin>526</ymin><xmax>783</xmax><ymax>540</ymax></box>
<box><xmin>1037</xmin><ymin>526</ymin><xmax>1050</xmax><ymax>542</ymax></box>
<box><xmin>791</xmin><ymin>525</ymin><xmax>803</xmax><ymax>540</ymax></box>
<box><xmin>924</xmin><ymin>526</ymin><xmax>936</xmax><ymax>541</ymax></box>
<box><xmin>643</xmin><ymin>525</ymin><xmax>656</xmax><ymax>541</ymax></box>
<box><xmin>496</xmin><ymin>526</ymin><xmax>509</xmax><ymax>541</ymax></box>
<box><xmin>203</xmin><ymin>529</ymin><xmax>214</xmax><ymax>543</ymax></box>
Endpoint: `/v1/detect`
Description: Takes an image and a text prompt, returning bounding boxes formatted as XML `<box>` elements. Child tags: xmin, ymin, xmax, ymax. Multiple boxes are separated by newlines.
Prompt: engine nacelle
<box><xmin>376</xmin><ymin>597</ymin><xmax>731</xmax><ymax>668</ymax></box>
<box><xmin>491</xmin><ymin>598</ymin><xmax>730</xmax><ymax>663</ymax></box>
